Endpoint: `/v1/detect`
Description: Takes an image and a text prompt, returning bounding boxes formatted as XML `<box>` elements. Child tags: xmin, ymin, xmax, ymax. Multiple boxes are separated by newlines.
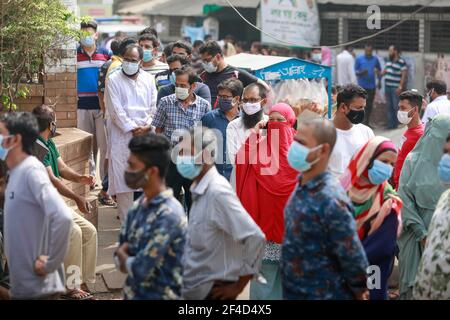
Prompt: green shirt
<box><xmin>38</xmin><ymin>136</ymin><xmax>60</xmax><ymax>178</ymax></box>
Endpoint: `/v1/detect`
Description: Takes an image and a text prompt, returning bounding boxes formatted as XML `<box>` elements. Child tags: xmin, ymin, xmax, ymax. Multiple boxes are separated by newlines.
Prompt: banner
<box><xmin>261</xmin><ymin>0</ymin><xmax>320</xmax><ymax>47</ymax></box>
<box><xmin>435</xmin><ymin>57</ymin><xmax>450</xmax><ymax>88</ymax></box>
<box><xmin>183</xmin><ymin>26</ymin><xmax>205</xmax><ymax>42</ymax></box>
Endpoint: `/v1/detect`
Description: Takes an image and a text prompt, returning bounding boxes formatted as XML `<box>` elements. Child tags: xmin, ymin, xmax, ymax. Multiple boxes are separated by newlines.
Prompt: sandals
<box><xmin>98</xmin><ymin>192</ymin><xmax>117</xmax><ymax>207</ymax></box>
<box><xmin>61</xmin><ymin>288</ymin><xmax>95</xmax><ymax>300</ymax></box>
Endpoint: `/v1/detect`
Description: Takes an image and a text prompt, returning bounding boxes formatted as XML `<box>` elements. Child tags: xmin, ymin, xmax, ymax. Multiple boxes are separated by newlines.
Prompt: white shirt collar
<box><xmin>190</xmin><ymin>166</ymin><xmax>219</xmax><ymax>196</ymax></box>
<box><xmin>433</xmin><ymin>95</ymin><xmax>448</xmax><ymax>103</ymax></box>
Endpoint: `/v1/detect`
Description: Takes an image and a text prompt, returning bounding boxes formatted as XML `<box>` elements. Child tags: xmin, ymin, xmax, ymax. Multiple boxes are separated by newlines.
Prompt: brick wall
<box><xmin>53</xmin><ymin>127</ymin><xmax>98</xmax><ymax>228</ymax></box>
<box><xmin>15</xmin><ymin>71</ymin><xmax>78</xmax><ymax>126</ymax></box>
<box><xmin>15</xmin><ymin>0</ymin><xmax>78</xmax><ymax>127</ymax></box>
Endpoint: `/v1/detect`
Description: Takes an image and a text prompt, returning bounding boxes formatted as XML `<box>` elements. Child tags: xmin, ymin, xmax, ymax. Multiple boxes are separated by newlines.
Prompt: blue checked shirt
<box><xmin>152</xmin><ymin>93</ymin><xmax>211</xmax><ymax>143</ymax></box>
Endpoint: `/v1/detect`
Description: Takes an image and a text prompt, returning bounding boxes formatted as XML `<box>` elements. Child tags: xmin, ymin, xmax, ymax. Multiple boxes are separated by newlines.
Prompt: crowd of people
<box><xmin>0</xmin><ymin>20</ymin><xmax>450</xmax><ymax>301</ymax></box>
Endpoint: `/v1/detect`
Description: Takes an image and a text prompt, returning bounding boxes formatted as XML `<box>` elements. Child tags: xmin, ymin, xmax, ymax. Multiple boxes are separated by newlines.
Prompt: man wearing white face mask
<box><xmin>393</xmin><ymin>90</ymin><xmax>424</xmax><ymax>190</ymax></box>
<box><xmin>153</xmin><ymin>66</ymin><xmax>211</xmax><ymax>212</ymax></box>
<box><xmin>421</xmin><ymin>80</ymin><xmax>450</xmax><ymax>124</ymax></box>
<box><xmin>105</xmin><ymin>44</ymin><xmax>157</xmax><ymax>221</ymax></box>
<box><xmin>226</xmin><ymin>83</ymin><xmax>269</xmax><ymax>189</ymax></box>
<box><xmin>199</xmin><ymin>41</ymin><xmax>269</xmax><ymax>107</ymax></box>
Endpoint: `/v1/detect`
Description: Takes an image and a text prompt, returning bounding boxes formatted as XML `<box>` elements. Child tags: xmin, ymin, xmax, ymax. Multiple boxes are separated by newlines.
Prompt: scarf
<box><xmin>341</xmin><ymin>136</ymin><xmax>403</xmax><ymax>240</ymax></box>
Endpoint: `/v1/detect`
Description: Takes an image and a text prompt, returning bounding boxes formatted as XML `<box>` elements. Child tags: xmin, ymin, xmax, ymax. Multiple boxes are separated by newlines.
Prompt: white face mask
<box><xmin>122</xmin><ymin>61</ymin><xmax>140</xmax><ymax>76</ymax></box>
<box><xmin>202</xmin><ymin>61</ymin><xmax>217</xmax><ymax>73</ymax></box>
<box><xmin>175</xmin><ymin>87</ymin><xmax>190</xmax><ymax>101</ymax></box>
<box><xmin>242</xmin><ymin>102</ymin><xmax>262</xmax><ymax>115</ymax></box>
<box><xmin>397</xmin><ymin>110</ymin><xmax>413</xmax><ymax>125</ymax></box>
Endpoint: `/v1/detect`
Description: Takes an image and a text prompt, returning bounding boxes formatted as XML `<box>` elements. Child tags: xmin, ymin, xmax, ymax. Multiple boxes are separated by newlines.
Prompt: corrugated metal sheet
<box><xmin>118</xmin><ymin>0</ymin><xmax>260</xmax><ymax>16</ymax></box>
<box><xmin>317</xmin><ymin>0</ymin><xmax>450</xmax><ymax>6</ymax></box>
<box><xmin>118</xmin><ymin>0</ymin><xmax>450</xmax><ymax>16</ymax></box>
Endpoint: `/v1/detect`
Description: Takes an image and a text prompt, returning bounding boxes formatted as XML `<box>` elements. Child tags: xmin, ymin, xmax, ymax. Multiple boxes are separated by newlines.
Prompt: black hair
<box><xmin>447</xmin><ymin>134</ymin><xmax>450</xmax><ymax>142</ymax></box>
<box><xmin>199</xmin><ymin>41</ymin><xmax>223</xmax><ymax>57</ymax></box>
<box><xmin>110</xmin><ymin>40</ymin><xmax>121</xmax><ymax>56</ymax></box>
<box><xmin>174</xmin><ymin>66</ymin><xmax>199</xmax><ymax>85</ymax></box>
<box><xmin>243</xmin><ymin>82</ymin><xmax>267</xmax><ymax>100</ymax></box>
<box><xmin>32</xmin><ymin>105</ymin><xmax>55</xmax><ymax>133</ymax></box>
<box><xmin>251</xmin><ymin>41</ymin><xmax>262</xmax><ymax>53</ymax></box>
<box><xmin>426</xmin><ymin>80</ymin><xmax>447</xmax><ymax>95</ymax></box>
<box><xmin>336</xmin><ymin>84</ymin><xmax>368</xmax><ymax>109</ymax></box>
<box><xmin>163</xmin><ymin>42</ymin><xmax>175</xmax><ymax>58</ymax></box>
<box><xmin>128</xmin><ymin>133</ymin><xmax>171</xmax><ymax>178</ymax></box>
<box><xmin>80</xmin><ymin>20</ymin><xmax>97</xmax><ymax>31</ymax></box>
<box><xmin>167</xmin><ymin>54</ymin><xmax>189</xmax><ymax>66</ymax></box>
<box><xmin>138</xmin><ymin>27</ymin><xmax>158</xmax><ymax>38</ymax></box>
<box><xmin>217</xmin><ymin>78</ymin><xmax>244</xmax><ymax>98</ymax></box>
<box><xmin>115</xmin><ymin>31</ymin><xmax>125</xmax><ymax>38</ymax></box>
<box><xmin>0</xmin><ymin>112</ymin><xmax>39</xmax><ymax>155</ymax></box>
<box><xmin>332</xmin><ymin>84</ymin><xmax>342</xmax><ymax>95</ymax></box>
<box><xmin>193</xmin><ymin>40</ymin><xmax>204</xmax><ymax>48</ymax></box>
<box><xmin>124</xmin><ymin>44</ymin><xmax>144</xmax><ymax>60</ymax></box>
<box><xmin>365</xmin><ymin>42</ymin><xmax>374</xmax><ymax>49</ymax></box>
<box><xmin>204</xmin><ymin>34</ymin><xmax>212</xmax><ymax>41</ymax></box>
<box><xmin>399</xmin><ymin>90</ymin><xmax>423</xmax><ymax>111</ymax></box>
<box><xmin>119</xmin><ymin>37</ymin><xmax>137</xmax><ymax>57</ymax></box>
<box><xmin>138</xmin><ymin>34</ymin><xmax>159</xmax><ymax>49</ymax></box>
<box><xmin>389</xmin><ymin>44</ymin><xmax>401</xmax><ymax>55</ymax></box>
<box><xmin>172</xmin><ymin>41</ymin><xmax>193</xmax><ymax>55</ymax></box>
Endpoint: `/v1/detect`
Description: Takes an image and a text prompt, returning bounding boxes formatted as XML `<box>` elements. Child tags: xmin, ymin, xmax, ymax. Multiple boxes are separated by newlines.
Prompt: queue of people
<box><xmin>1</xmin><ymin>21</ymin><xmax>450</xmax><ymax>301</ymax></box>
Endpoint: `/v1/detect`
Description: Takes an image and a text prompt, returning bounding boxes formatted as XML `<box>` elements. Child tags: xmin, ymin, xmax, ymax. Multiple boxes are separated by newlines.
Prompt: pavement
<box><xmin>89</xmin><ymin>125</ymin><xmax>405</xmax><ymax>300</ymax></box>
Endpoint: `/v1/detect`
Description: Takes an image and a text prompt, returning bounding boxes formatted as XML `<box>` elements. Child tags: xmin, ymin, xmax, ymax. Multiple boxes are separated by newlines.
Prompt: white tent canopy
<box><xmin>225</xmin><ymin>53</ymin><xmax>296</xmax><ymax>71</ymax></box>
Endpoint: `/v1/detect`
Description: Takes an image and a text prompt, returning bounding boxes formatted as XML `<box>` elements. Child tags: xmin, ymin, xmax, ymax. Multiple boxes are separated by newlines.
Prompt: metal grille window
<box><xmin>429</xmin><ymin>21</ymin><xmax>450</xmax><ymax>53</ymax></box>
<box><xmin>169</xmin><ymin>17</ymin><xmax>183</xmax><ymax>37</ymax></box>
<box><xmin>347</xmin><ymin>19</ymin><xmax>419</xmax><ymax>52</ymax></box>
<box><xmin>320</xmin><ymin>19</ymin><xmax>339</xmax><ymax>46</ymax></box>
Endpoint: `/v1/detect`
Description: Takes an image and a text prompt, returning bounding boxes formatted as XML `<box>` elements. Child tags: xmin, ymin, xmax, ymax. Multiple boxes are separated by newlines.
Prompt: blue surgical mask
<box><xmin>438</xmin><ymin>153</ymin><xmax>450</xmax><ymax>186</ymax></box>
<box><xmin>81</xmin><ymin>35</ymin><xmax>95</xmax><ymax>47</ymax></box>
<box><xmin>169</xmin><ymin>72</ymin><xmax>176</xmax><ymax>85</ymax></box>
<box><xmin>311</xmin><ymin>53</ymin><xmax>322</xmax><ymax>63</ymax></box>
<box><xmin>0</xmin><ymin>135</ymin><xmax>11</xmax><ymax>161</ymax></box>
<box><xmin>287</xmin><ymin>141</ymin><xmax>322</xmax><ymax>172</ymax></box>
<box><xmin>368</xmin><ymin>159</ymin><xmax>393</xmax><ymax>185</ymax></box>
<box><xmin>143</xmin><ymin>49</ymin><xmax>153</xmax><ymax>62</ymax></box>
<box><xmin>176</xmin><ymin>154</ymin><xmax>202</xmax><ymax>180</ymax></box>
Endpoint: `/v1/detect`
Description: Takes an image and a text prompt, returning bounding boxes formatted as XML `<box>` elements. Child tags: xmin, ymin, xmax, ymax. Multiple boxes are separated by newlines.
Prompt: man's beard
<box><xmin>242</xmin><ymin>109</ymin><xmax>264</xmax><ymax>129</ymax></box>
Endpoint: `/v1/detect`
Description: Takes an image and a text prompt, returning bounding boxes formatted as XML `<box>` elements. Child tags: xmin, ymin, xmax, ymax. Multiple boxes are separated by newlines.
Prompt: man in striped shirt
<box><xmin>138</xmin><ymin>34</ymin><xmax>169</xmax><ymax>82</ymax></box>
<box><xmin>381</xmin><ymin>45</ymin><xmax>408</xmax><ymax>130</ymax></box>
<box><xmin>77</xmin><ymin>20</ymin><xmax>111</xmax><ymax>181</ymax></box>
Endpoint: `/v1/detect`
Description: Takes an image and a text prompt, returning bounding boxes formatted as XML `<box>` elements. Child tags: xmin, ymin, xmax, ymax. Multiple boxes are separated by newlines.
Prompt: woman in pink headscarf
<box><xmin>236</xmin><ymin>103</ymin><xmax>298</xmax><ymax>300</ymax></box>
<box><xmin>321</xmin><ymin>46</ymin><xmax>332</xmax><ymax>66</ymax></box>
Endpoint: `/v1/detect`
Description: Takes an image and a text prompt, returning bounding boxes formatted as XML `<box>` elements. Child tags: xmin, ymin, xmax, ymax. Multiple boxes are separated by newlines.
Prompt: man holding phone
<box><xmin>33</xmin><ymin>105</ymin><xmax>98</xmax><ymax>300</ymax></box>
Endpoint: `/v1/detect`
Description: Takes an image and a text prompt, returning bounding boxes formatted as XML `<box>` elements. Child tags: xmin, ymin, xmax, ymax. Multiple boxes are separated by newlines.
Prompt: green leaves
<box><xmin>1</xmin><ymin>0</ymin><xmax>88</xmax><ymax>110</ymax></box>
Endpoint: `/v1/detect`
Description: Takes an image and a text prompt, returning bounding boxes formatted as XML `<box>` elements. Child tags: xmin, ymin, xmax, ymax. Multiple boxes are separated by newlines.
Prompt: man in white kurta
<box><xmin>105</xmin><ymin>44</ymin><xmax>157</xmax><ymax>221</ymax></box>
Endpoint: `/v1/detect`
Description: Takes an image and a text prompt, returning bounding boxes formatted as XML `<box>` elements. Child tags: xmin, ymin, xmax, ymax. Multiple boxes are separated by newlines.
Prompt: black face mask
<box><xmin>124</xmin><ymin>169</ymin><xmax>148</xmax><ymax>190</ymax></box>
<box><xmin>346</xmin><ymin>108</ymin><xmax>365</xmax><ymax>124</ymax></box>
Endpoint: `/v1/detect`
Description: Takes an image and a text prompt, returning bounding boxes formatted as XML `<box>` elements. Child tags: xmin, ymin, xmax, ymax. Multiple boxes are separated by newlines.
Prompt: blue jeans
<box><xmin>101</xmin><ymin>174</ymin><xmax>108</xmax><ymax>192</ymax></box>
<box><xmin>385</xmin><ymin>86</ymin><xmax>400</xmax><ymax>129</ymax></box>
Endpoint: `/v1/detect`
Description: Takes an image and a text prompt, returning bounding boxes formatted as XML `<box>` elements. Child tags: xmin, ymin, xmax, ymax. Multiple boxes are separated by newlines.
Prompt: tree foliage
<box><xmin>0</xmin><ymin>0</ymin><xmax>85</xmax><ymax>111</ymax></box>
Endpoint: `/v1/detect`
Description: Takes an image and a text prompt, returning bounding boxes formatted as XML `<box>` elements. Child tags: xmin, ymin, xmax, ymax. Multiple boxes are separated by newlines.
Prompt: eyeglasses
<box><xmin>242</xmin><ymin>98</ymin><xmax>261</xmax><ymax>104</ymax></box>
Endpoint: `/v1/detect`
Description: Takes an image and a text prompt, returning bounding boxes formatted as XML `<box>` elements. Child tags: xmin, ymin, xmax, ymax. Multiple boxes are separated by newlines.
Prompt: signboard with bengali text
<box><xmin>261</xmin><ymin>0</ymin><xmax>320</xmax><ymax>47</ymax></box>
